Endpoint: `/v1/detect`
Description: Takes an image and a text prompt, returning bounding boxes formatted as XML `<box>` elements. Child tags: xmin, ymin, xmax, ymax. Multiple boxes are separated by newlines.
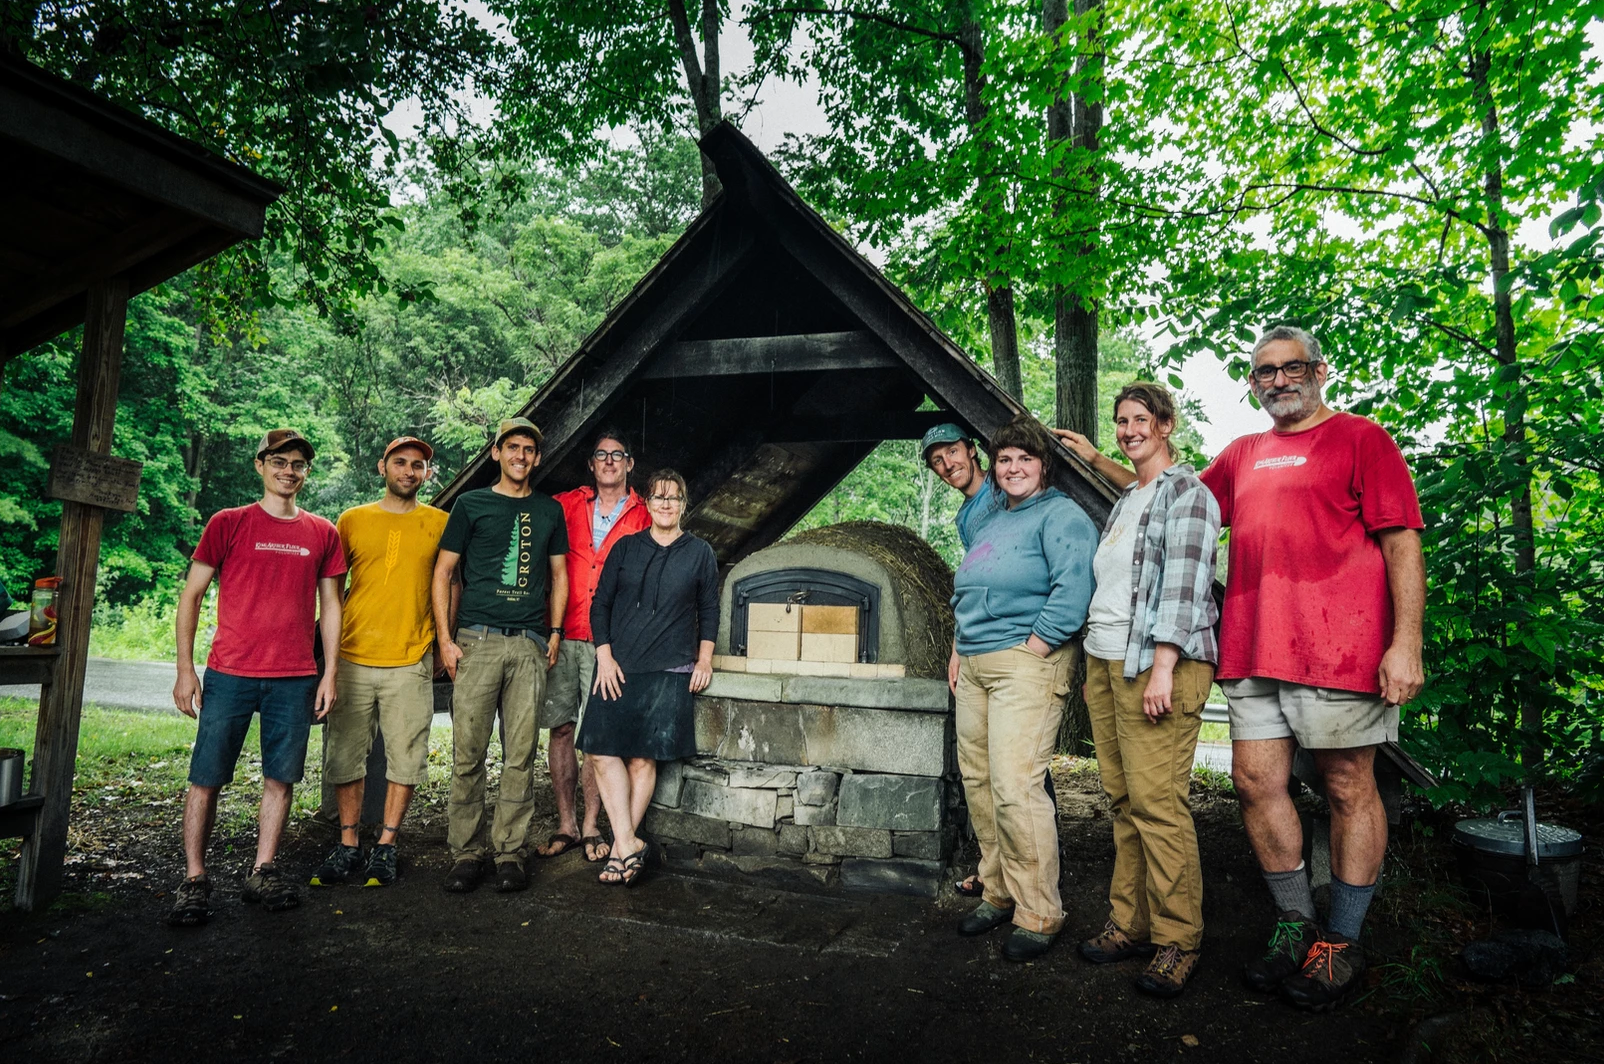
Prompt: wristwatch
<box><xmin>549</xmin><ymin>627</ymin><xmax>564</xmax><ymax>640</ymax></box>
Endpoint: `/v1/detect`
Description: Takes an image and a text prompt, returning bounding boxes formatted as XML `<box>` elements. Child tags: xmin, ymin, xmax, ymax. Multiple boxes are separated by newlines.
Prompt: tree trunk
<box><xmin>959</xmin><ymin>10</ymin><xmax>1021</xmax><ymax>399</ymax></box>
<box><xmin>667</xmin><ymin>0</ymin><xmax>723</xmax><ymax>208</ymax></box>
<box><xmin>1470</xmin><ymin>42</ymin><xmax>1539</xmax><ymax>771</ymax></box>
<box><xmin>1055</xmin><ymin>0</ymin><xmax>1102</xmax><ymax>442</ymax></box>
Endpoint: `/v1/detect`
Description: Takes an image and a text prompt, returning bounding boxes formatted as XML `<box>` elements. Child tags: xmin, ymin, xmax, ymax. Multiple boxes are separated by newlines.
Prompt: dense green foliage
<box><xmin>4</xmin><ymin>2</ymin><xmax>1601</xmax><ymax>803</ymax></box>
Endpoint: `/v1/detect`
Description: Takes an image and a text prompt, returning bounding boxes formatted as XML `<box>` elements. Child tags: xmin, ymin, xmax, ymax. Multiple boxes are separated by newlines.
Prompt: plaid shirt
<box><xmin>1101</xmin><ymin>464</ymin><xmax>1221</xmax><ymax>679</ymax></box>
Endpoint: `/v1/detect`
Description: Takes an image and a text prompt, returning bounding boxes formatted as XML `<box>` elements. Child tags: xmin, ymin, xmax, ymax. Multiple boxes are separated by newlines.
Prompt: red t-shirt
<box><xmin>191</xmin><ymin>503</ymin><xmax>347</xmax><ymax>677</ymax></box>
<box><xmin>1199</xmin><ymin>412</ymin><xmax>1423</xmax><ymax>694</ymax></box>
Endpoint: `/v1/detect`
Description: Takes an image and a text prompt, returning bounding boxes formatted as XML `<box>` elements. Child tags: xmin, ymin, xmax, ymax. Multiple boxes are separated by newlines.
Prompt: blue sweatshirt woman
<box><xmin>951</xmin><ymin>487</ymin><xmax>1099</xmax><ymax>655</ymax></box>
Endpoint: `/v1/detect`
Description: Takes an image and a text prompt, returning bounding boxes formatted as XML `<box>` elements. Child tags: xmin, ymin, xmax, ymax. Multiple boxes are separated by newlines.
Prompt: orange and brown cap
<box><xmin>382</xmin><ymin>436</ymin><xmax>434</xmax><ymax>462</ymax></box>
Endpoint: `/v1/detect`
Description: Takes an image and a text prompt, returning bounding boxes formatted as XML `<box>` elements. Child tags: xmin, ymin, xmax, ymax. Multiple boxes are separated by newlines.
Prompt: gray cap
<box><xmin>919</xmin><ymin>422</ymin><xmax>969</xmax><ymax>461</ymax></box>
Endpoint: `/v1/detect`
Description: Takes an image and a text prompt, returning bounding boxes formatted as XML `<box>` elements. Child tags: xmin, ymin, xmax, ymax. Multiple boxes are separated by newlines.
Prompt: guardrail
<box><xmin>1202</xmin><ymin>702</ymin><xmax>1228</xmax><ymax>725</ymax></box>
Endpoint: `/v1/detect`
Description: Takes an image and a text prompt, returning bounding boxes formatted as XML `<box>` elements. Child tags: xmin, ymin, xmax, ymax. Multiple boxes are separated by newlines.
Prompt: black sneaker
<box><xmin>1280</xmin><ymin>931</ymin><xmax>1368</xmax><ymax>1011</ymax></box>
<box><xmin>494</xmin><ymin>861</ymin><xmax>529</xmax><ymax>893</ymax></box>
<box><xmin>1243</xmin><ymin>910</ymin><xmax>1319</xmax><ymax>991</ymax></box>
<box><xmin>443</xmin><ymin>859</ymin><xmax>486</xmax><ymax>894</ymax></box>
<box><xmin>309</xmin><ymin>843</ymin><xmax>364</xmax><ymax>887</ymax></box>
<box><xmin>362</xmin><ymin>844</ymin><xmax>398</xmax><ymax>887</ymax></box>
<box><xmin>957</xmin><ymin>901</ymin><xmax>1015</xmax><ymax>937</ymax></box>
<box><xmin>167</xmin><ymin>874</ymin><xmax>212</xmax><ymax>927</ymax></box>
<box><xmin>242</xmin><ymin>862</ymin><xmax>300</xmax><ymax>912</ymax></box>
<box><xmin>1002</xmin><ymin>927</ymin><xmax>1056</xmax><ymax>963</ymax></box>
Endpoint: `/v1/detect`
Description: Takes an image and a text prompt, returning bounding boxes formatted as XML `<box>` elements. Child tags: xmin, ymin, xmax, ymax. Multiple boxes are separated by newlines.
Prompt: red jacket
<box><xmin>555</xmin><ymin>485</ymin><xmax>651</xmax><ymax>641</ymax></box>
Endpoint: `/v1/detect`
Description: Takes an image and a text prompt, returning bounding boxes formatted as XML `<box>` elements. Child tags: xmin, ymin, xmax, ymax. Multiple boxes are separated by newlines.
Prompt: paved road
<box><xmin>0</xmin><ymin>658</ymin><xmax>1237</xmax><ymax>772</ymax></box>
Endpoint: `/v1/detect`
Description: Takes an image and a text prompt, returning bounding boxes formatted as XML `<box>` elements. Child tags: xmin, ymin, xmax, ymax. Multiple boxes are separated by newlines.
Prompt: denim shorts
<box><xmin>188</xmin><ymin>669</ymin><xmax>319</xmax><ymax>787</ymax></box>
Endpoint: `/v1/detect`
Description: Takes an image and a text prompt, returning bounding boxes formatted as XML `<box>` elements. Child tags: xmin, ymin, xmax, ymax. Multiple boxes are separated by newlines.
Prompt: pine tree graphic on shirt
<box><xmin>501</xmin><ymin>515</ymin><xmax>520</xmax><ymax>585</ymax></box>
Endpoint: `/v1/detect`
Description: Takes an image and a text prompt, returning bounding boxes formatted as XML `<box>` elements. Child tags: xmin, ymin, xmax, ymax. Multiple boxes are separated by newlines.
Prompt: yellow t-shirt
<box><xmin>336</xmin><ymin>501</ymin><xmax>449</xmax><ymax>668</ymax></box>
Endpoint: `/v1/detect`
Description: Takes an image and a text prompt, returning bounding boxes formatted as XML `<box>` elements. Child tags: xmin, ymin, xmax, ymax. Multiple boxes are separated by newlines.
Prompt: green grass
<box><xmin>87</xmin><ymin>593</ymin><xmax>216</xmax><ymax>661</ymax></box>
<box><xmin>0</xmin><ymin>696</ymin><xmax>198</xmax><ymax>790</ymax></box>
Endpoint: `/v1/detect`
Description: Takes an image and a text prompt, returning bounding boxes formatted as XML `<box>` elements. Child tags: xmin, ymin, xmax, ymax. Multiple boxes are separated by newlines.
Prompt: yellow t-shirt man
<box><xmin>337</xmin><ymin>501</ymin><xmax>449</xmax><ymax>667</ymax></box>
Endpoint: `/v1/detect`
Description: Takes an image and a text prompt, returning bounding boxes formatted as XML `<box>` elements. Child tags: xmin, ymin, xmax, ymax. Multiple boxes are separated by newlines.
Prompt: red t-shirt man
<box><xmin>193</xmin><ymin>503</ymin><xmax>347</xmax><ymax>677</ymax></box>
<box><xmin>1199</xmin><ymin>411</ymin><xmax>1423</xmax><ymax>695</ymax></box>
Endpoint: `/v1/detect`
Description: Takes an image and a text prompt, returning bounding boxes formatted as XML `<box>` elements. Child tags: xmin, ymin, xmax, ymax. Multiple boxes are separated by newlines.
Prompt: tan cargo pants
<box><xmin>955</xmin><ymin>642</ymin><xmax>1076</xmax><ymax>934</ymax></box>
<box><xmin>447</xmin><ymin>628</ymin><xmax>546</xmax><ymax>866</ymax></box>
<box><xmin>1084</xmin><ymin>653</ymin><xmax>1214</xmax><ymax>951</ymax></box>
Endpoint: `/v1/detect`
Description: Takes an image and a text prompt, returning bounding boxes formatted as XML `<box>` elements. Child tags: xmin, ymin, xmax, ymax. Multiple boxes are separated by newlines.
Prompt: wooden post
<box><xmin>15</xmin><ymin>276</ymin><xmax>128</xmax><ymax>910</ymax></box>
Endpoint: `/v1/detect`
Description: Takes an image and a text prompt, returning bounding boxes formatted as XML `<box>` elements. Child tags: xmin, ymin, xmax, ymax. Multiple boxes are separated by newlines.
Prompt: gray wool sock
<box><xmin>1326</xmin><ymin>875</ymin><xmax>1377</xmax><ymax>939</ymax></box>
<box><xmin>1263</xmin><ymin>862</ymin><xmax>1316</xmax><ymax>922</ymax></box>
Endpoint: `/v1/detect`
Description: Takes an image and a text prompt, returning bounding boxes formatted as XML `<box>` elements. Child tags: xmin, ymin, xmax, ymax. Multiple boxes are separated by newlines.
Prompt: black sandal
<box><xmin>618</xmin><ymin>845</ymin><xmax>649</xmax><ymax>888</ymax></box>
<box><xmin>598</xmin><ymin>854</ymin><xmax>627</xmax><ymax>886</ymax></box>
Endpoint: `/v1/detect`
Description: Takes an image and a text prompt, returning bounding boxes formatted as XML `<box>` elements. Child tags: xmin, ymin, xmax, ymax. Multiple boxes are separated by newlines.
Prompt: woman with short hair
<box><xmin>1075</xmin><ymin>382</ymin><xmax>1220</xmax><ymax>997</ymax></box>
<box><xmin>949</xmin><ymin>413</ymin><xmax>1100</xmax><ymax>961</ymax></box>
<box><xmin>577</xmin><ymin>469</ymin><xmax>718</xmax><ymax>887</ymax></box>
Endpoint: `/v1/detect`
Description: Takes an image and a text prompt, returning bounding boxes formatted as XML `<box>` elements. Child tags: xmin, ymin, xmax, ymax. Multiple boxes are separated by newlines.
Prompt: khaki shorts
<box><xmin>1222</xmin><ymin>676</ymin><xmax>1398</xmax><ymax>749</ymax></box>
<box><xmin>538</xmin><ymin>639</ymin><xmax>596</xmax><ymax>731</ymax></box>
<box><xmin>326</xmin><ymin>658</ymin><xmax>436</xmax><ymax>786</ymax></box>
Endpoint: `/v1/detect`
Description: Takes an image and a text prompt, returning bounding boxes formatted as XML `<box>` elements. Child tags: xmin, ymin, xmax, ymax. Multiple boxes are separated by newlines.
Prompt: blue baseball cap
<box><xmin>920</xmin><ymin>422</ymin><xmax>970</xmax><ymax>461</ymax></box>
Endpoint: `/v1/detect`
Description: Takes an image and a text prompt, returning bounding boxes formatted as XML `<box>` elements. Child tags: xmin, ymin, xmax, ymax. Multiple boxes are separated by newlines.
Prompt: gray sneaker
<box><xmin>242</xmin><ymin>862</ymin><xmax>301</xmax><ymax>912</ymax></box>
<box><xmin>167</xmin><ymin>875</ymin><xmax>212</xmax><ymax>927</ymax></box>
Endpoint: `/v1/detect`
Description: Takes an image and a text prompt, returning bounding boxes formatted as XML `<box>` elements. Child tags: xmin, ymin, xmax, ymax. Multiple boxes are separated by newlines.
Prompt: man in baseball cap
<box><xmin>312</xmin><ymin>435</ymin><xmax>448</xmax><ymax>889</ymax></box>
<box><xmin>920</xmin><ymin>423</ymin><xmax>996</xmax><ymax>552</ymax></box>
<box><xmin>257</xmin><ymin>428</ymin><xmax>316</xmax><ymax>461</ymax></box>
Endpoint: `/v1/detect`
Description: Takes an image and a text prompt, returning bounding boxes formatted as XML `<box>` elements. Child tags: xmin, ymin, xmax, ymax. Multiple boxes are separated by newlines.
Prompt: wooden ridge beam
<box><xmin>763</xmin><ymin>410</ymin><xmax>955</xmax><ymax>443</ymax></box>
<box><xmin>638</xmin><ymin>330</ymin><xmax>900</xmax><ymax>380</ymax></box>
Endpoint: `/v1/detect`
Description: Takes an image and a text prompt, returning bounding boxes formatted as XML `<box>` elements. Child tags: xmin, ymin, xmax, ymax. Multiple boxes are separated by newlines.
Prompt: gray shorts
<box><xmin>1222</xmin><ymin>676</ymin><xmax>1399</xmax><ymax>749</ymax></box>
<box><xmin>537</xmin><ymin>639</ymin><xmax>596</xmax><ymax>731</ymax></box>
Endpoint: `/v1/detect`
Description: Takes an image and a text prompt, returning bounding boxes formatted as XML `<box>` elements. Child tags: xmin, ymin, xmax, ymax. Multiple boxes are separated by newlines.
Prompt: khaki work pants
<box><xmin>955</xmin><ymin>642</ymin><xmax>1076</xmax><ymax>934</ymax></box>
<box><xmin>447</xmin><ymin>629</ymin><xmax>546</xmax><ymax>866</ymax></box>
<box><xmin>1084</xmin><ymin>654</ymin><xmax>1214</xmax><ymax>951</ymax></box>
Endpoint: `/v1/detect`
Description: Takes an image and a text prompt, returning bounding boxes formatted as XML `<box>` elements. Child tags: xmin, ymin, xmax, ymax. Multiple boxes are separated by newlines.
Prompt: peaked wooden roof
<box><xmin>0</xmin><ymin>54</ymin><xmax>283</xmax><ymax>361</ymax></box>
<box><xmin>434</xmin><ymin>122</ymin><xmax>1116</xmax><ymax>564</ymax></box>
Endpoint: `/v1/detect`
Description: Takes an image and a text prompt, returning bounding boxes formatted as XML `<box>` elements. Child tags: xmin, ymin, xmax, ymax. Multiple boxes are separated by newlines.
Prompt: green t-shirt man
<box><xmin>439</xmin><ymin>487</ymin><xmax>568</xmax><ymax>630</ymax></box>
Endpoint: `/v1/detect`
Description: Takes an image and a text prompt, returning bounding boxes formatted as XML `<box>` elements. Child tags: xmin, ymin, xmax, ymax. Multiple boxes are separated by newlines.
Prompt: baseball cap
<box><xmin>256</xmin><ymin>428</ymin><xmax>315</xmax><ymax>461</ymax></box>
<box><xmin>382</xmin><ymin>436</ymin><xmax>434</xmax><ymax>462</ymax></box>
<box><xmin>919</xmin><ymin>422</ymin><xmax>969</xmax><ymax>461</ymax></box>
<box><xmin>494</xmin><ymin>417</ymin><xmax>543</xmax><ymax>449</ymax></box>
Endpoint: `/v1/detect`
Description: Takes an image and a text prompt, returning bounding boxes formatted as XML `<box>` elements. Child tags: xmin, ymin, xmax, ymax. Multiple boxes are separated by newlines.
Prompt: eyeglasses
<box><xmin>264</xmin><ymin>456</ymin><xmax>310</xmax><ymax>473</ymax></box>
<box><xmin>592</xmin><ymin>450</ymin><xmax>630</xmax><ymax>463</ymax></box>
<box><xmin>649</xmin><ymin>494</ymin><xmax>684</xmax><ymax>506</ymax></box>
<box><xmin>1250</xmin><ymin>359</ymin><xmax>1321</xmax><ymax>384</ymax></box>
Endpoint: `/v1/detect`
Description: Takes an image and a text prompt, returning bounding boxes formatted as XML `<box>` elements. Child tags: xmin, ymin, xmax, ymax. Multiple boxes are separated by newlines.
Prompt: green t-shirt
<box><xmin>439</xmin><ymin>487</ymin><xmax>568</xmax><ymax>630</ymax></box>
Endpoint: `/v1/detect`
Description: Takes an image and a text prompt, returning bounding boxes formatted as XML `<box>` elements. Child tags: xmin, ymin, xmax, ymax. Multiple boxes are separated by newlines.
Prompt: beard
<box><xmin>387</xmin><ymin>478</ymin><xmax>421</xmax><ymax>500</ymax></box>
<box><xmin>1257</xmin><ymin>380</ymin><xmax>1321</xmax><ymax>421</ymax></box>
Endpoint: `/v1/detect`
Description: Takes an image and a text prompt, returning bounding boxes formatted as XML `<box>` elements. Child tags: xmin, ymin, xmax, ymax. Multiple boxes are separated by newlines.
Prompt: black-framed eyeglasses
<box><xmin>1250</xmin><ymin>359</ymin><xmax>1321</xmax><ymax>384</ymax></box>
<box><xmin>592</xmin><ymin>449</ymin><xmax>630</xmax><ymax>463</ymax></box>
<box><xmin>264</xmin><ymin>456</ymin><xmax>310</xmax><ymax>473</ymax></box>
<box><xmin>649</xmin><ymin>494</ymin><xmax>684</xmax><ymax>506</ymax></box>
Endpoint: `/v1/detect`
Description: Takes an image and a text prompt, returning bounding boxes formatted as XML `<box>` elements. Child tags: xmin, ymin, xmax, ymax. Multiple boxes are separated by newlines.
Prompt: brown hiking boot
<box><xmin>1134</xmin><ymin>944</ymin><xmax>1200</xmax><ymax>998</ymax></box>
<box><xmin>1280</xmin><ymin>931</ymin><xmax>1368</xmax><ymax>1011</ymax></box>
<box><xmin>1078</xmin><ymin>918</ymin><xmax>1157</xmax><ymax>964</ymax></box>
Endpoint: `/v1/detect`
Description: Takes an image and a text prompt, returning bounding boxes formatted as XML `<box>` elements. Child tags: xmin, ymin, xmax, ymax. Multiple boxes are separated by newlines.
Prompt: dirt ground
<box><xmin>0</xmin><ymin>755</ymin><xmax>1595</xmax><ymax>1064</ymax></box>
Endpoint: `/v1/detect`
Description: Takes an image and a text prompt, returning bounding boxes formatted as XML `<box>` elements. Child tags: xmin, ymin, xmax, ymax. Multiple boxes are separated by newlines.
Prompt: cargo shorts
<box><xmin>326</xmin><ymin>658</ymin><xmax>436</xmax><ymax>787</ymax></box>
<box><xmin>1222</xmin><ymin>676</ymin><xmax>1399</xmax><ymax>749</ymax></box>
<box><xmin>537</xmin><ymin>639</ymin><xmax>596</xmax><ymax>732</ymax></box>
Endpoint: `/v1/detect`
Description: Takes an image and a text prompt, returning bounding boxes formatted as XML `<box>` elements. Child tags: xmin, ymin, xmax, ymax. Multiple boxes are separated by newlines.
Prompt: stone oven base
<box><xmin>643</xmin><ymin>756</ymin><xmax>959</xmax><ymax>897</ymax></box>
<box><xmin>638</xmin><ymin>672</ymin><xmax>962</xmax><ymax>899</ymax></box>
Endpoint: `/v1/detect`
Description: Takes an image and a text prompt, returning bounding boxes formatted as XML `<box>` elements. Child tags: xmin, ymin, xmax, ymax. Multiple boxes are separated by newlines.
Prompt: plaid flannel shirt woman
<box><xmin>1103</xmin><ymin>463</ymin><xmax>1222</xmax><ymax>679</ymax></box>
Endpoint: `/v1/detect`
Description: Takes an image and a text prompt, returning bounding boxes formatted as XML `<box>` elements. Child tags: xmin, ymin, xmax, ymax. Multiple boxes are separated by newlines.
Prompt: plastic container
<box><xmin>27</xmin><ymin>576</ymin><xmax>60</xmax><ymax>646</ymax></box>
<box><xmin>1453</xmin><ymin>811</ymin><xmax>1583</xmax><ymax>915</ymax></box>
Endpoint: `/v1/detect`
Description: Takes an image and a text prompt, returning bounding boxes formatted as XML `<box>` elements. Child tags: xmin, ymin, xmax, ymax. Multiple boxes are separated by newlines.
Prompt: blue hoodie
<box><xmin>951</xmin><ymin>487</ymin><xmax>1099</xmax><ymax>655</ymax></box>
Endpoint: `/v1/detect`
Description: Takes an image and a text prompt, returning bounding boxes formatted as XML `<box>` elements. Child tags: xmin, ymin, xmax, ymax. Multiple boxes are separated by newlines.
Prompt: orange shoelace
<box><xmin>1300</xmin><ymin>939</ymin><xmax>1348</xmax><ymax>979</ymax></box>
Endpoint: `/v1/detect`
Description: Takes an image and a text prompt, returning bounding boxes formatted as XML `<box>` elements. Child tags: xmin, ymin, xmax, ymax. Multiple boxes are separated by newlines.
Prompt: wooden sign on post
<box><xmin>46</xmin><ymin>445</ymin><xmax>141</xmax><ymax>513</ymax></box>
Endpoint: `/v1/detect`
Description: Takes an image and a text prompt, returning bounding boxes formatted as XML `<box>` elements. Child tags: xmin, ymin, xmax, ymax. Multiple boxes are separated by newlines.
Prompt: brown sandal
<box><xmin>536</xmin><ymin>833</ymin><xmax>579</xmax><ymax>858</ymax></box>
<box><xmin>582</xmin><ymin>835</ymin><xmax>610</xmax><ymax>862</ymax></box>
